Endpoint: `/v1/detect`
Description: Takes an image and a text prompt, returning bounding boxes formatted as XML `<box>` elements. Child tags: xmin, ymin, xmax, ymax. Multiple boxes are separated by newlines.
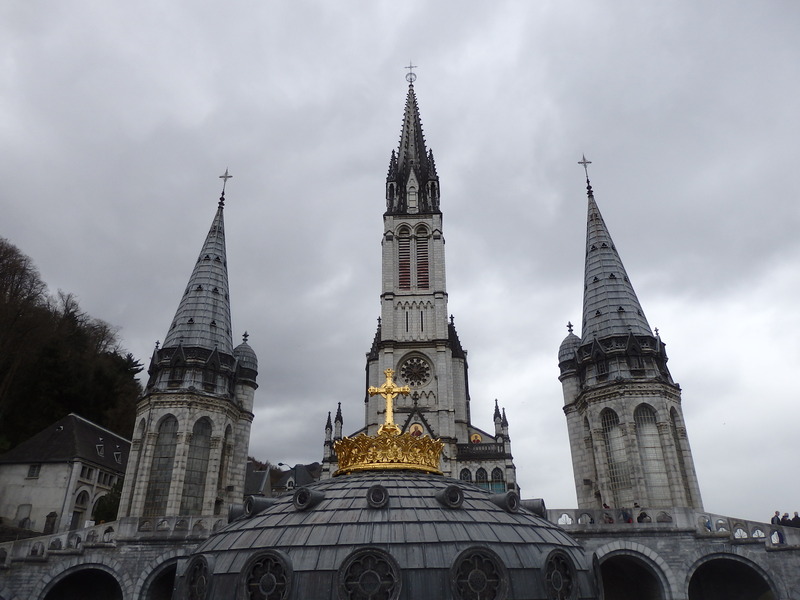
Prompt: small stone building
<box><xmin>0</xmin><ymin>413</ymin><xmax>129</xmax><ymax>534</ymax></box>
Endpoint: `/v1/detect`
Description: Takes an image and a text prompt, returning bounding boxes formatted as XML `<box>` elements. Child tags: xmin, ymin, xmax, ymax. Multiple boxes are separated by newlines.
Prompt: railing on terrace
<box><xmin>544</xmin><ymin>506</ymin><xmax>800</xmax><ymax>548</ymax></box>
<box><xmin>0</xmin><ymin>514</ymin><xmax>225</xmax><ymax>567</ymax></box>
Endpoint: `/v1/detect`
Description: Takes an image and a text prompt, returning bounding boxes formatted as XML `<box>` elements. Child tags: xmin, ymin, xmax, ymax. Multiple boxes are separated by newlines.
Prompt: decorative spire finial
<box><xmin>567</xmin><ymin>321</ymin><xmax>573</xmax><ymax>334</ymax></box>
<box><xmin>242</xmin><ymin>331</ymin><xmax>249</xmax><ymax>343</ymax></box>
<box><xmin>578</xmin><ymin>154</ymin><xmax>593</xmax><ymax>196</ymax></box>
<box><xmin>405</xmin><ymin>61</ymin><xmax>417</xmax><ymax>84</ymax></box>
<box><xmin>218</xmin><ymin>168</ymin><xmax>232</xmax><ymax>206</ymax></box>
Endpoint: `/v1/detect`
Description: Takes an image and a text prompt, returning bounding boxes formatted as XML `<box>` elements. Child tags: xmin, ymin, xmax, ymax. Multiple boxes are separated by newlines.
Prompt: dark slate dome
<box><xmin>233</xmin><ymin>340</ymin><xmax>258</xmax><ymax>372</ymax></box>
<box><xmin>558</xmin><ymin>332</ymin><xmax>581</xmax><ymax>363</ymax></box>
<box><xmin>174</xmin><ymin>471</ymin><xmax>600</xmax><ymax>600</ymax></box>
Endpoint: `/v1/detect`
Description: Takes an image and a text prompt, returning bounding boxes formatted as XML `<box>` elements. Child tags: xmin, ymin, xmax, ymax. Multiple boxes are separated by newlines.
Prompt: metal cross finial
<box><xmin>242</xmin><ymin>331</ymin><xmax>249</xmax><ymax>343</ymax></box>
<box><xmin>219</xmin><ymin>168</ymin><xmax>232</xmax><ymax>193</ymax></box>
<box><xmin>567</xmin><ymin>321</ymin><xmax>573</xmax><ymax>334</ymax></box>
<box><xmin>368</xmin><ymin>368</ymin><xmax>410</xmax><ymax>435</ymax></box>
<box><xmin>405</xmin><ymin>61</ymin><xmax>418</xmax><ymax>84</ymax></box>
<box><xmin>578</xmin><ymin>155</ymin><xmax>592</xmax><ymax>179</ymax></box>
<box><xmin>654</xmin><ymin>327</ymin><xmax>660</xmax><ymax>336</ymax></box>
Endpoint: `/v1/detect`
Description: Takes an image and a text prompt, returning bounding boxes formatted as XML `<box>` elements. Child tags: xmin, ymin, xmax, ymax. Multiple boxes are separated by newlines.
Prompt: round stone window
<box><xmin>545</xmin><ymin>550</ymin><xmax>577</xmax><ymax>600</ymax></box>
<box><xmin>399</xmin><ymin>357</ymin><xmax>431</xmax><ymax>387</ymax></box>
<box><xmin>338</xmin><ymin>548</ymin><xmax>401</xmax><ymax>600</ymax></box>
<box><xmin>242</xmin><ymin>550</ymin><xmax>292</xmax><ymax>600</ymax></box>
<box><xmin>450</xmin><ymin>547</ymin><xmax>508</xmax><ymax>600</ymax></box>
<box><xmin>187</xmin><ymin>556</ymin><xmax>210</xmax><ymax>600</ymax></box>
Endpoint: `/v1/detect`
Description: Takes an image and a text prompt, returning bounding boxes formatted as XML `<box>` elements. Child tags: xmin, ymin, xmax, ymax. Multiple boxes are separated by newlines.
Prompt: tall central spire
<box><xmin>385</xmin><ymin>80</ymin><xmax>440</xmax><ymax>215</ymax></box>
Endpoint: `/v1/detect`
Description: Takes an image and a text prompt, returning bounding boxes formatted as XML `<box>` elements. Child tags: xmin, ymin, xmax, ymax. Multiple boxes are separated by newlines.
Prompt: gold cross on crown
<box><xmin>368</xmin><ymin>368</ymin><xmax>410</xmax><ymax>435</ymax></box>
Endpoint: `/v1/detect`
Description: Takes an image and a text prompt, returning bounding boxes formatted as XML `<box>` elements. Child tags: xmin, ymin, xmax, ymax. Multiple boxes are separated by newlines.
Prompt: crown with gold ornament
<box><xmin>333</xmin><ymin>368</ymin><xmax>444</xmax><ymax>476</ymax></box>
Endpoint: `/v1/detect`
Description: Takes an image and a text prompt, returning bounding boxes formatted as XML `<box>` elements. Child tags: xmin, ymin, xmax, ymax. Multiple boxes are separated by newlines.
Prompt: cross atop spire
<box><xmin>218</xmin><ymin>168</ymin><xmax>232</xmax><ymax>207</ymax></box>
<box><xmin>405</xmin><ymin>61</ymin><xmax>417</xmax><ymax>84</ymax></box>
<box><xmin>578</xmin><ymin>154</ymin><xmax>592</xmax><ymax>179</ymax></box>
<box><xmin>578</xmin><ymin>155</ymin><xmax>594</xmax><ymax>197</ymax></box>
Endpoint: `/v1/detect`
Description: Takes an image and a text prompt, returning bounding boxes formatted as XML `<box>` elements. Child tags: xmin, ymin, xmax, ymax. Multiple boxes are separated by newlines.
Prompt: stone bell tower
<box><xmin>558</xmin><ymin>160</ymin><xmax>702</xmax><ymax>510</ymax></box>
<box><xmin>119</xmin><ymin>175</ymin><xmax>258</xmax><ymax>520</ymax></box>
<box><xmin>322</xmin><ymin>74</ymin><xmax>515</xmax><ymax>492</ymax></box>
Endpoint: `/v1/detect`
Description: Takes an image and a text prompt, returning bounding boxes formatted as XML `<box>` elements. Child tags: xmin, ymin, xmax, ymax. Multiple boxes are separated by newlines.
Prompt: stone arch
<box><xmin>686</xmin><ymin>553</ymin><xmax>777</xmax><ymax>600</ymax></box>
<box><xmin>133</xmin><ymin>548</ymin><xmax>194</xmax><ymax>600</ymax></box>
<box><xmin>0</xmin><ymin>584</ymin><xmax>23</xmax><ymax>600</ymax></box>
<box><xmin>595</xmin><ymin>541</ymin><xmax>677</xmax><ymax>600</ymax></box>
<box><xmin>32</xmin><ymin>553</ymin><xmax>134</xmax><ymax>600</ymax></box>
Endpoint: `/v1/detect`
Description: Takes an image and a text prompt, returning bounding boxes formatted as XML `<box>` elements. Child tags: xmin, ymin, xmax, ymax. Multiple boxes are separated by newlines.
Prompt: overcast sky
<box><xmin>2</xmin><ymin>1</ymin><xmax>799</xmax><ymax>523</ymax></box>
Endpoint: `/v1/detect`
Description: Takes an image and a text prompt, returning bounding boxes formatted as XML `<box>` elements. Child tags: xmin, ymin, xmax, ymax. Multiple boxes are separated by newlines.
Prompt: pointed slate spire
<box><xmin>334</xmin><ymin>402</ymin><xmax>343</xmax><ymax>424</ymax></box>
<box><xmin>385</xmin><ymin>81</ymin><xmax>440</xmax><ymax>214</ymax></box>
<box><xmin>162</xmin><ymin>192</ymin><xmax>233</xmax><ymax>355</ymax></box>
<box><xmin>325</xmin><ymin>411</ymin><xmax>332</xmax><ymax>432</ymax></box>
<box><xmin>581</xmin><ymin>173</ymin><xmax>651</xmax><ymax>343</ymax></box>
<box><xmin>493</xmin><ymin>399</ymin><xmax>502</xmax><ymax>422</ymax></box>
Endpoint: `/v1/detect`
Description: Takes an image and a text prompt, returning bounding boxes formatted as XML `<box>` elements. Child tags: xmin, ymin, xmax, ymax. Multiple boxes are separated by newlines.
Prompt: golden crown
<box><xmin>333</xmin><ymin>368</ymin><xmax>444</xmax><ymax>476</ymax></box>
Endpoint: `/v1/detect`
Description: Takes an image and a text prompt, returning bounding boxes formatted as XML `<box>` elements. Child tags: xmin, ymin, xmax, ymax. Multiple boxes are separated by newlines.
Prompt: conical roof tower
<box><xmin>559</xmin><ymin>158</ymin><xmax>702</xmax><ymax>511</ymax></box>
<box><xmin>120</xmin><ymin>173</ymin><xmax>258</xmax><ymax>520</ymax></box>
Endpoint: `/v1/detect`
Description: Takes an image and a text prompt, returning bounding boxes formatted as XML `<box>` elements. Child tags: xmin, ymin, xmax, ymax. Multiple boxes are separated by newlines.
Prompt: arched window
<box><xmin>490</xmin><ymin>467</ymin><xmax>505</xmax><ymax>493</ymax></box>
<box><xmin>181</xmin><ymin>418</ymin><xmax>213</xmax><ymax>515</ymax></box>
<box><xmin>398</xmin><ymin>227</ymin><xmax>411</xmax><ymax>289</ymax></box>
<box><xmin>600</xmin><ymin>409</ymin><xmax>632</xmax><ymax>506</ymax></box>
<box><xmin>475</xmin><ymin>468</ymin><xmax>488</xmax><ymax>490</ymax></box>
<box><xmin>459</xmin><ymin>468</ymin><xmax>472</xmax><ymax>483</ymax></box>
<box><xmin>415</xmin><ymin>225</ymin><xmax>429</xmax><ymax>289</ymax></box>
<box><xmin>143</xmin><ymin>416</ymin><xmax>178</xmax><ymax>517</ymax></box>
<box><xmin>202</xmin><ymin>367</ymin><xmax>216</xmax><ymax>392</ymax></box>
<box><xmin>634</xmin><ymin>404</ymin><xmax>670</xmax><ymax>505</ymax></box>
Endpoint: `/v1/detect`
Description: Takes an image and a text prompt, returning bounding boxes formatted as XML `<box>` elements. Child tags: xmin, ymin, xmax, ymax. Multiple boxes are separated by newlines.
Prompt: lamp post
<box><xmin>277</xmin><ymin>462</ymin><xmax>296</xmax><ymax>490</ymax></box>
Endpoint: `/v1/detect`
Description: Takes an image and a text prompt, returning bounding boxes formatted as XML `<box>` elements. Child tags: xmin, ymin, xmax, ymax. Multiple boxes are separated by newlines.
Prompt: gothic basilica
<box><xmin>0</xmin><ymin>78</ymin><xmax>798</xmax><ymax>600</ymax></box>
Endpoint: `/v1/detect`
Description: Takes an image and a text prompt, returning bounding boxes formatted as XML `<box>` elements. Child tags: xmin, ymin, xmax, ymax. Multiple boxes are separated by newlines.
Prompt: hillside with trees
<box><xmin>0</xmin><ymin>237</ymin><xmax>141</xmax><ymax>452</ymax></box>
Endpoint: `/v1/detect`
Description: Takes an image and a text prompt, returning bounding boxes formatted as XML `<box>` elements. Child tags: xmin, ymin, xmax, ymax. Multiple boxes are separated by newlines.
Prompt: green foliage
<box><xmin>93</xmin><ymin>480</ymin><xmax>123</xmax><ymax>523</ymax></box>
<box><xmin>0</xmin><ymin>238</ymin><xmax>142</xmax><ymax>452</ymax></box>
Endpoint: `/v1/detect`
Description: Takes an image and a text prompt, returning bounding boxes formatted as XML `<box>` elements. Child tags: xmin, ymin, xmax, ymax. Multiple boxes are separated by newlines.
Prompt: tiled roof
<box><xmin>0</xmin><ymin>413</ymin><xmax>129</xmax><ymax>473</ymax></box>
<box><xmin>163</xmin><ymin>199</ymin><xmax>234</xmax><ymax>354</ymax></box>
<box><xmin>180</xmin><ymin>472</ymin><xmax>596</xmax><ymax>599</ymax></box>
<box><xmin>581</xmin><ymin>187</ymin><xmax>652</xmax><ymax>342</ymax></box>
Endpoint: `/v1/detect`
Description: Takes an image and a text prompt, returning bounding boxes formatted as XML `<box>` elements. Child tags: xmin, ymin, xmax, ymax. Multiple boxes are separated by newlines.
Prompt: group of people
<box><xmin>771</xmin><ymin>511</ymin><xmax>800</xmax><ymax>527</ymax></box>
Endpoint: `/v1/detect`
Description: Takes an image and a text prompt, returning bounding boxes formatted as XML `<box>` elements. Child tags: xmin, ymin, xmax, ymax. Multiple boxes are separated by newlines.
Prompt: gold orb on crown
<box><xmin>333</xmin><ymin>368</ymin><xmax>444</xmax><ymax>476</ymax></box>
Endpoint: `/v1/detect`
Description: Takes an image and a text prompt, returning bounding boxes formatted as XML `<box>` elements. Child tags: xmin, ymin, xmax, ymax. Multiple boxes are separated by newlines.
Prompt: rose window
<box><xmin>338</xmin><ymin>548</ymin><xmax>401</xmax><ymax>600</ymax></box>
<box><xmin>545</xmin><ymin>551</ymin><xmax>577</xmax><ymax>600</ymax></box>
<box><xmin>451</xmin><ymin>548</ymin><xmax>507</xmax><ymax>600</ymax></box>
<box><xmin>399</xmin><ymin>357</ymin><xmax>431</xmax><ymax>387</ymax></box>
<box><xmin>244</xmin><ymin>552</ymin><xmax>291</xmax><ymax>600</ymax></box>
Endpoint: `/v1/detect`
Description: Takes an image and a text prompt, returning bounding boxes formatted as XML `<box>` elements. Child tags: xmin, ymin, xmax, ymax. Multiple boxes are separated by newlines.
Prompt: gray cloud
<box><xmin>2</xmin><ymin>0</ymin><xmax>798</xmax><ymax>522</ymax></box>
